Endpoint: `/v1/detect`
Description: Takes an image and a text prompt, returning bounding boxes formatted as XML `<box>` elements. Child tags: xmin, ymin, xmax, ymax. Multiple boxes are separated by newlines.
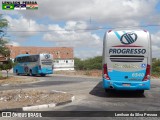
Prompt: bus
<box><xmin>13</xmin><ymin>53</ymin><xmax>54</xmax><ymax>76</ymax></box>
<box><xmin>102</xmin><ymin>29</ymin><xmax>151</xmax><ymax>94</ymax></box>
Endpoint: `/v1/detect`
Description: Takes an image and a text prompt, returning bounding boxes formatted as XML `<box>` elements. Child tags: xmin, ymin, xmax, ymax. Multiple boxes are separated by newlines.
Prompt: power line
<box><xmin>4</xmin><ymin>24</ymin><xmax>160</xmax><ymax>32</ymax></box>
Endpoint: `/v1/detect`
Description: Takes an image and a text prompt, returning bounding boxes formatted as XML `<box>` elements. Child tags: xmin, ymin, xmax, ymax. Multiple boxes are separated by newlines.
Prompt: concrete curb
<box><xmin>0</xmin><ymin>90</ymin><xmax>75</xmax><ymax>111</ymax></box>
<box><xmin>22</xmin><ymin>96</ymin><xmax>75</xmax><ymax>111</ymax></box>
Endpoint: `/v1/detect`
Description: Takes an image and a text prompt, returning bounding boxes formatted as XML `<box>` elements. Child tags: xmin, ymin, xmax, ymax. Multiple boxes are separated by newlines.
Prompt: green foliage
<box><xmin>0</xmin><ymin>43</ymin><xmax>10</xmax><ymax>57</ymax></box>
<box><xmin>0</xmin><ymin>59</ymin><xmax>13</xmax><ymax>70</ymax></box>
<box><xmin>0</xmin><ymin>14</ymin><xmax>12</xmax><ymax>77</ymax></box>
<box><xmin>74</xmin><ymin>56</ymin><xmax>102</xmax><ymax>70</ymax></box>
<box><xmin>152</xmin><ymin>59</ymin><xmax>160</xmax><ymax>73</ymax></box>
<box><xmin>0</xmin><ymin>14</ymin><xmax>10</xmax><ymax>57</ymax></box>
<box><xmin>0</xmin><ymin>59</ymin><xmax>15</xmax><ymax>77</ymax></box>
<box><xmin>0</xmin><ymin>14</ymin><xmax>8</xmax><ymax>29</ymax></box>
<box><xmin>74</xmin><ymin>57</ymin><xmax>84</xmax><ymax>70</ymax></box>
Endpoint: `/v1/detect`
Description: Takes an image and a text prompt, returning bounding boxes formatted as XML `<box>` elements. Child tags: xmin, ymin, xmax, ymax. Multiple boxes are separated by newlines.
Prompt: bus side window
<box><xmin>23</xmin><ymin>56</ymin><xmax>28</xmax><ymax>62</ymax></box>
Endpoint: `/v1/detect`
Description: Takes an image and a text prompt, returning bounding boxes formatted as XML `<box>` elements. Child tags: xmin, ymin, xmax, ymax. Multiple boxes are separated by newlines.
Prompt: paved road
<box><xmin>0</xmin><ymin>74</ymin><xmax>160</xmax><ymax>120</ymax></box>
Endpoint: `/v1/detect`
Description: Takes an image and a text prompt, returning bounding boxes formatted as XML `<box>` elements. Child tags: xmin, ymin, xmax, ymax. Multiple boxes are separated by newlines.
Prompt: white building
<box><xmin>54</xmin><ymin>59</ymin><xmax>74</xmax><ymax>71</ymax></box>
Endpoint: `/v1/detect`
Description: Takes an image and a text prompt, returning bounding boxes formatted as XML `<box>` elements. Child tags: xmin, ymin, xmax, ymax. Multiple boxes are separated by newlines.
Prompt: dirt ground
<box><xmin>54</xmin><ymin>70</ymin><xmax>102</xmax><ymax>77</ymax></box>
<box><xmin>0</xmin><ymin>76</ymin><xmax>38</xmax><ymax>85</ymax></box>
<box><xmin>0</xmin><ymin>89</ymin><xmax>73</xmax><ymax>110</ymax></box>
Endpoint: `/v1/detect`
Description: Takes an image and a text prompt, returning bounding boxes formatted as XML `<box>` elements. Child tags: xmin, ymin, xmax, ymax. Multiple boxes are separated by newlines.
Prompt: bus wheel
<box><xmin>137</xmin><ymin>90</ymin><xmax>144</xmax><ymax>95</ymax></box>
<box><xmin>16</xmin><ymin>70</ymin><xmax>19</xmax><ymax>75</ymax></box>
<box><xmin>41</xmin><ymin>74</ymin><xmax>46</xmax><ymax>77</ymax></box>
<box><xmin>105</xmin><ymin>89</ymin><xmax>112</xmax><ymax>96</ymax></box>
<box><xmin>29</xmin><ymin>70</ymin><xmax>32</xmax><ymax>76</ymax></box>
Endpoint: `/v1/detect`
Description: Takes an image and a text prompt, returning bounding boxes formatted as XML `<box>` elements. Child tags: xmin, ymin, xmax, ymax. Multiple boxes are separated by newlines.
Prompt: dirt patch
<box><xmin>54</xmin><ymin>70</ymin><xmax>102</xmax><ymax>77</ymax></box>
<box><xmin>54</xmin><ymin>70</ymin><xmax>158</xmax><ymax>79</ymax></box>
<box><xmin>0</xmin><ymin>89</ymin><xmax>73</xmax><ymax>110</ymax></box>
<box><xmin>0</xmin><ymin>76</ymin><xmax>38</xmax><ymax>85</ymax></box>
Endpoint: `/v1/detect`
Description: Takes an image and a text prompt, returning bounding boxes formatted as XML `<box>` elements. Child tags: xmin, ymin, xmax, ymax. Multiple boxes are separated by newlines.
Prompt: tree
<box><xmin>0</xmin><ymin>14</ymin><xmax>8</xmax><ymax>29</ymax></box>
<box><xmin>74</xmin><ymin>58</ymin><xmax>84</xmax><ymax>70</ymax></box>
<box><xmin>0</xmin><ymin>14</ymin><xmax>14</xmax><ymax>77</ymax></box>
<box><xmin>74</xmin><ymin>56</ymin><xmax>102</xmax><ymax>70</ymax></box>
<box><xmin>0</xmin><ymin>14</ymin><xmax>10</xmax><ymax>57</ymax></box>
<box><xmin>0</xmin><ymin>59</ymin><xmax>15</xmax><ymax>77</ymax></box>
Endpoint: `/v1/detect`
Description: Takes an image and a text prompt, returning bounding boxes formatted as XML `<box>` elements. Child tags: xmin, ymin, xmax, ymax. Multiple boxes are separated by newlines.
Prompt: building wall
<box><xmin>7</xmin><ymin>45</ymin><xmax>75</xmax><ymax>71</ymax></box>
<box><xmin>54</xmin><ymin>59</ymin><xmax>74</xmax><ymax>71</ymax></box>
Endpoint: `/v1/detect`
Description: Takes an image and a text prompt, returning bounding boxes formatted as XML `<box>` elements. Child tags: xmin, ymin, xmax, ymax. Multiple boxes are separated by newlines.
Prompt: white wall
<box><xmin>53</xmin><ymin>59</ymin><xmax>74</xmax><ymax>71</ymax></box>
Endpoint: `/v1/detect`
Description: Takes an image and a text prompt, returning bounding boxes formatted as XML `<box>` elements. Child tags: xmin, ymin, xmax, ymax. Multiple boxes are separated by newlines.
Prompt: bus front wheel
<box><xmin>29</xmin><ymin>70</ymin><xmax>33</xmax><ymax>76</ymax></box>
<box><xmin>16</xmin><ymin>70</ymin><xmax>19</xmax><ymax>75</ymax></box>
<box><xmin>41</xmin><ymin>74</ymin><xmax>46</xmax><ymax>77</ymax></box>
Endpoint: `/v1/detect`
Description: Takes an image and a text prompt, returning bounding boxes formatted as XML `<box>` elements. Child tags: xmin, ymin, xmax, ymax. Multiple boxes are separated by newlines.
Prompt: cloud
<box><xmin>75</xmin><ymin>49</ymin><xmax>102</xmax><ymax>59</ymax></box>
<box><xmin>18</xmin><ymin>0</ymin><xmax>158</xmax><ymax>26</ymax></box>
<box><xmin>4</xmin><ymin>15</ymin><xmax>45</xmax><ymax>38</ymax></box>
<box><xmin>43</xmin><ymin>21</ymin><xmax>102</xmax><ymax>58</ymax></box>
<box><xmin>43</xmin><ymin>21</ymin><xmax>102</xmax><ymax>47</ymax></box>
<box><xmin>1</xmin><ymin>0</ymin><xmax>160</xmax><ymax>59</ymax></box>
<box><xmin>7</xmin><ymin>41</ymin><xmax>20</xmax><ymax>46</ymax></box>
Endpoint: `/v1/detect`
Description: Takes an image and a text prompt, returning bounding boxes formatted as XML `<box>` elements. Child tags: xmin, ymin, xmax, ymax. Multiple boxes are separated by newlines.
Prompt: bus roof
<box><xmin>15</xmin><ymin>53</ymin><xmax>51</xmax><ymax>58</ymax></box>
<box><xmin>16</xmin><ymin>54</ymin><xmax>30</xmax><ymax>58</ymax></box>
<box><xmin>107</xmin><ymin>29</ymin><xmax>148</xmax><ymax>33</ymax></box>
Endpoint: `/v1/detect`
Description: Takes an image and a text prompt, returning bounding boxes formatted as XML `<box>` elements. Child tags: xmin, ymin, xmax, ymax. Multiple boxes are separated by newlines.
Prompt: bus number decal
<box><xmin>132</xmin><ymin>73</ymin><xmax>144</xmax><ymax>77</ymax></box>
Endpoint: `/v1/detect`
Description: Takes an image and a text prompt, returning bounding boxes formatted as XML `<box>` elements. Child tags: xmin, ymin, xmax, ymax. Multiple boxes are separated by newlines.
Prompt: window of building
<box><xmin>66</xmin><ymin>60</ymin><xmax>68</xmax><ymax>63</ymax></box>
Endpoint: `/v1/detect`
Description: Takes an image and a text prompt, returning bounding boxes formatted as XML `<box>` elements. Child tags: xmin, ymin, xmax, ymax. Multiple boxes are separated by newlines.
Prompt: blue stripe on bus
<box><xmin>108</xmin><ymin>69</ymin><xmax>146</xmax><ymax>81</ymax></box>
<box><xmin>114</xmin><ymin>31</ymin><xmax>121</xmax><ymax>40</ymax></box>
<box><xmin>103</xmin><ymin>69</ymin><xmax>150</xmax><ymax>90</ymax></box>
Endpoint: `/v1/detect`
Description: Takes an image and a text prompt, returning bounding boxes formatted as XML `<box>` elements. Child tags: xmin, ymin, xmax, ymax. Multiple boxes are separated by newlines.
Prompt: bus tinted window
<box><xmin>16</xmin><ymin>55</ymin><xmax>39</xmax><ymax>63</ymax></box>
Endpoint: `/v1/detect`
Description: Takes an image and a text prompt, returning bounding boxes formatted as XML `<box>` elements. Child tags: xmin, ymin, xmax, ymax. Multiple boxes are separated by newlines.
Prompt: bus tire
<box><xmin>41</xmin><ymin>74</ymin><xmax>46</xmax><ymax>77</ymax></box>
<box><xmin>16</xmin><ymin>70</ymin><xmax>19</xmax><ymax>75</ymax></box>
<box><xmin>29</xmin><ymin>70</ymin><xmax>33</xmax><ymax>76</ymax></box>
<box><xmin>137</xmin><ymin>90</ymin><xmax>144</xmax><ymax>95</ymax></box>
<box><xmin>105</xmin><ymin>89</ymin><xmax>112</xmax><ymax>95</ymax></box>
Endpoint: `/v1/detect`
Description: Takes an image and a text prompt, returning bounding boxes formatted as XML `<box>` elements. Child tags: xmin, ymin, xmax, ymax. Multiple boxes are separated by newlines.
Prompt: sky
<box><xmin>0</xmin><ymin>0</ymin><xmax>160</xmax><ymax>59</ymax></box>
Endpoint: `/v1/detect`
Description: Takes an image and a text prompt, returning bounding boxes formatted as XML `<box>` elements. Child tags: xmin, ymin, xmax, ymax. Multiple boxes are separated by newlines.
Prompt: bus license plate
<box><xmin>123</xmin><ymin>83</ymin><xmax>130</xmax><ymax>86</ymax></box>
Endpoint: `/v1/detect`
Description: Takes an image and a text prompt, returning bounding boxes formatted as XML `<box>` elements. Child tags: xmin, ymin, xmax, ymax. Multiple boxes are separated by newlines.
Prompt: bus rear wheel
<box><xmin>137</xmin><ymin>90</ymin><xmax>144</xmax><ymax>95</ymax></box>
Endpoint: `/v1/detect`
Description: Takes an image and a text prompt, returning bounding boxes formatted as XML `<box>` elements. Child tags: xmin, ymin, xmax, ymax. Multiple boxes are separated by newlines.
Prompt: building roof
<box><xmin>7</xmin><ymin>45</ymin><xmax>74</xmax><ymax>59</ymax></box>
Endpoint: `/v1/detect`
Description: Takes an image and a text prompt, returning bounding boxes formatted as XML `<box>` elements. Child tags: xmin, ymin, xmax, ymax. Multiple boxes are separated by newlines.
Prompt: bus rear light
<box><xmin>39</xmin><ymin>65</ymin><xmax>41</xmax><ymax>70</ymax></box>
<box><xmin>143</xmin><ymin>64</ymin><xmax>150</xmax><ymax>81</ymax></box>
<box><xmin>108</xmin><ymin>30</ymin><xmax>112</xmax><ymax>33</ymax></box>
<box><xmin>103</xmin><ymin>64</ymin><xmax>110</xmax><ymax>80</ymax></box>
<box><xmin>143</xmin><ymin>30</ymin><xmax>147</xmax><ymax>32</ymax></box>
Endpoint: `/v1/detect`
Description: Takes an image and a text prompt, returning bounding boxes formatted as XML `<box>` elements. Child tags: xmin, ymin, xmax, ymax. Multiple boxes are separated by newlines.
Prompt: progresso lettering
<box><xmin>109</xmin><ymin>49</ymin><xmax>146</xmax><ymax>54</ymax></box>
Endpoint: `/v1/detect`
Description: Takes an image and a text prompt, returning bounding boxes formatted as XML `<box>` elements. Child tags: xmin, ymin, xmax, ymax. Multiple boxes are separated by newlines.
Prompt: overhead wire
<box><xmin>4</xmin><ymin>24</ymin><xmax>160</xmax><ymax>33</ymax></box>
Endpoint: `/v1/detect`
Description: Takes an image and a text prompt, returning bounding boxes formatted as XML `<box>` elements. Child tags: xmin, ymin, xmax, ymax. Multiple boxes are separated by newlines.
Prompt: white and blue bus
<box><xmin>13</xmin><ymin>53</ymin><xmax>53</xmax><ymax>76</ymax></box>
<box><xmin>102</xmin><ymin>29</ymin><xmax>151</xmax><ymax>94</ymax></box>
